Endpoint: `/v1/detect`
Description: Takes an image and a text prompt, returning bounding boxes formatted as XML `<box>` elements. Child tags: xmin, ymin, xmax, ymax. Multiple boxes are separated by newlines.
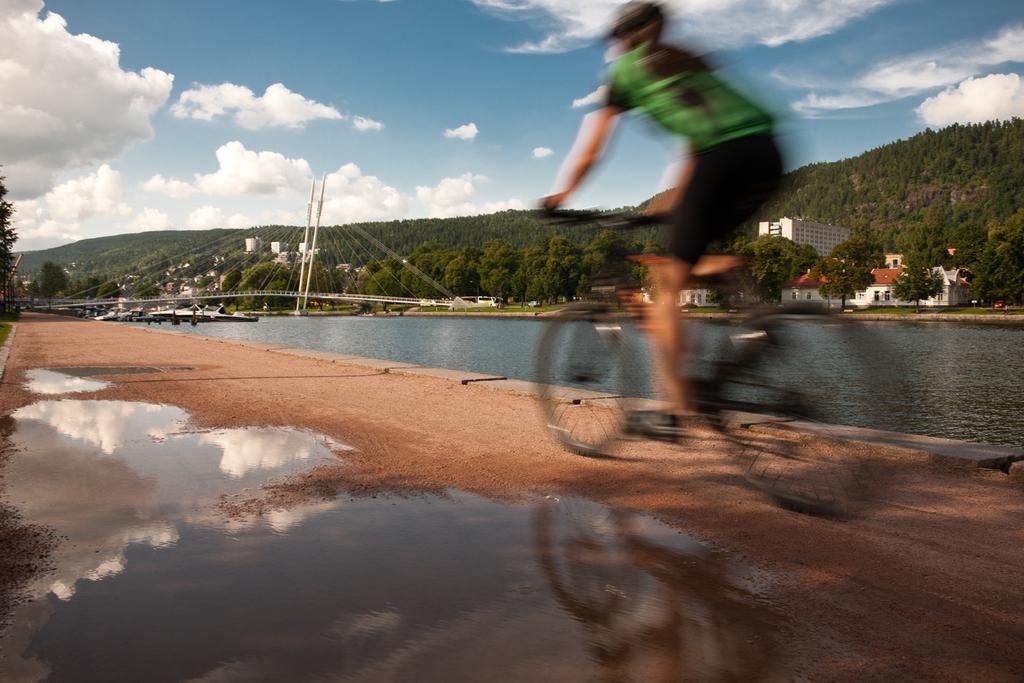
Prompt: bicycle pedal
<box><xmin>624</xmin><ymin>410</ymin><xmax>691</xmax><ymax>442</ymax></box>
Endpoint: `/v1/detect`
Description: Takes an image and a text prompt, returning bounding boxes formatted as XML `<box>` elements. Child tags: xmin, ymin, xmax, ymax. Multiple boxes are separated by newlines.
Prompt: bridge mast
<box><xmin>301</xmin><ymin>175</ymin><xmax>326</xmax><ymax>311</ymax></box>
<box><xmin>294</xmin><ymin>178</ymin><xmax>316</xmax><ymax>314</ymax></box>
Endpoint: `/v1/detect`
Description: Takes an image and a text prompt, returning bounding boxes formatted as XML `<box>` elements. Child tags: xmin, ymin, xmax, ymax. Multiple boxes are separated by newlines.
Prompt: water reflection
<box><xmin>13</xmin><ymin>400</ymin><xmax>185</xmax><ymax>454</ymax></box>
<box><xmin>5</xmin><ymin>400</ymin><xmax>346</xmax><ymax>602</ymax></box>
<box><xmin>534</xmin><ymin>497</ymin><xmax>777</xmax><ymax>681</ymax></box>
<box><xmin>23</xmin><ymin>369</ymin><xmax>110</xmax><ymax>395</ymax></box>
<box><xmin>199</xmin><ymin>427</ymin><xmax>348</xmax><ymax>478</ymax></box>
<box><xmin>2</xmin><ymin>400</ymin><xmax>779</xmax><ymax>681</ymax></box>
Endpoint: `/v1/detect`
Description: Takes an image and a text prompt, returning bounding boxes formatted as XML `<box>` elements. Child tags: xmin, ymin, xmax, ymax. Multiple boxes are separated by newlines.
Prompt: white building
<box><xmin>851</xmin><ymin>254</ymin><xmax>970</xmax><ymax>307</ymax></box>
<box><xmin>783</xmin><ymin>272</ymin><xmax>836</xmax><ymax>307</ymax></box>
<box><xmin>270</xmin><ymin>242</ymin><xmax>288</xmax><ymax>254</ymax></box>
<box><xmin>641</xmin><ymin>288</ymin><xmax>717</xmax><ymax>307</ymax></box>
<box><xmin>758</xmin><ymin>217</ymin><xmax>850</xmax><ymax>256</ymax></box>
<box><xmin>244</xmin><ymin>237</ymin><xmax>263</xmax><ymax>253</ymax></box>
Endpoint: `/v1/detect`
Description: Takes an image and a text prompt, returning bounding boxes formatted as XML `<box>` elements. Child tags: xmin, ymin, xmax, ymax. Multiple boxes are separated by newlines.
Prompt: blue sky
<box><xmin>3</xmin><ymin>0</ymin><xmax>1023</xmax><ymax>251</ymax></box>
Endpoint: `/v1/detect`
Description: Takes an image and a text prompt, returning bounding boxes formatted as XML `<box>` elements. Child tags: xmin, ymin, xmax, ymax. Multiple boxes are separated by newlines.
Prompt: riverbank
<box><xmin>3</xmin><ymin>313</ymin><xmax>1024</xmax><ymax>679</ymax></box>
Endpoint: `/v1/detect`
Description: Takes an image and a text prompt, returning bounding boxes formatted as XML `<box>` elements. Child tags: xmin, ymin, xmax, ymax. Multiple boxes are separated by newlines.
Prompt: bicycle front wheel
<box><xmin>535</xmin><ymin>305</ymin><xmax>647</xmax><ymax>457</ymax></box>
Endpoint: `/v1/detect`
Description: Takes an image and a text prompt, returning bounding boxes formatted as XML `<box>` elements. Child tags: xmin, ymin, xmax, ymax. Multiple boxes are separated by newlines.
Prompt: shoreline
<box><xmin>136</xmin><ymin>321</ymin><xmax>1024</xmax><ymax>458</ymax></box>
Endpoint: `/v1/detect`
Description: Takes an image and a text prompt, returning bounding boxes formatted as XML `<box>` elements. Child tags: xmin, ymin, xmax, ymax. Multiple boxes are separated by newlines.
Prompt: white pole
<box><xmin>302</xmin><ymin>174</ymin><xmax>327</xmax><ymax>310</ymax></box>
<box><xmin>295</xmin><ymin>178</ymin><xmax>316</xmax><ymax>313</ymax></box>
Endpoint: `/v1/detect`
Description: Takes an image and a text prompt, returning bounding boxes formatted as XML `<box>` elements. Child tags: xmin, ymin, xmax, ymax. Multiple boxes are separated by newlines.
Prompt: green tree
<box><xmin>0</xmin><ymin>174</ymin><xmax>16</xmax><ymax>310</ymax></box>
<box><xmin>221</xmin><ymin>269</ymin><xmax>242</xmax><ymax>293</ymax></box>
<box><xmin>814</xmin><ymin>237</ymin><xmax>881</xmax><ymax>309</ymax></box>
<box><xmin>542</xmin><ymin>236</ymin><xmax>585</xmax><ymax>302</ymax></box>
<box><xmin>899</xmin><ymin>212</ymin><xmax>950</xmax><ymax>269</ymax></box>
<box><xmin>365</xmin><ymin>259</ymin><xmax>406</xmax><ymax>298</ymax></box>
<box><xmin>443</xmin><ymin>251</ymin><xmax>480</xmax><ymax>296</ymax></box>
<box><xmin>512</xmin><ymin>246</ymin><xmax>546</xmax><ymax>304</ymax></box>
<box><xmin>96</xmin><ymin>280</ymin><xmax>122</xmax><ymax>299</ymax></box>
<box><xmin>893</xmin><ymin>262</ymin><xmax>943</xmax><ymax>312</ymax></box>
<box><xmin>479</xmin><ymin>240</ymin><xmax>520</xmax><ymax>304</ymax></box>
<box><xmin>238</xmin><ymin>262</ymin><xmax>290</xmax><ymax>308</ymax></box>
<box><xmin>740</xmin><ymin>235</ymin><xmax>819</xmax><ymax>301</ymax></box>
<box><xmin>37</xmin><ymin>261</ymin><xmax>69</xmax><ymax>301</ymax></box>
<box><xmin>974</xmin><ymin>209</ymin><xmax>1024</xmax><ymax>304</ymax></box>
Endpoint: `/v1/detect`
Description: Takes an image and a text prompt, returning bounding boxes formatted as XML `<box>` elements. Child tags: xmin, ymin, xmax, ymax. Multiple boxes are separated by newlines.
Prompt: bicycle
<box><xmin>532</xmin><ymin>495</ymin><xmax>778</xmax><ymax>680</ymax></box>
<box><xmin>534</xmin><ymin>210</ymin><xmax>878</xmax><ymax>517</ymax></box>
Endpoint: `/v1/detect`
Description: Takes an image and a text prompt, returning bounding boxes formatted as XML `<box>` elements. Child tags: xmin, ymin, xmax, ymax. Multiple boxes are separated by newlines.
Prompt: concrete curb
<box><xmin>126</xmin><ymin>321</ymin><xmax>1024</xmax><ymax>466</ymax></box>
<box><xmin>0</xmin><ymin>323</ymin><xmax>16</xmax><ymax>382</ymax></box>
<box><xmin>752</xmin><ymin>419</ymin><xmax>1024</xmax><ymax>471</ymax></box>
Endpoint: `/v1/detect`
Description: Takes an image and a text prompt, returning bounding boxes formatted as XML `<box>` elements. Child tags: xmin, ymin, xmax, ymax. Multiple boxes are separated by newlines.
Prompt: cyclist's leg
<box><xmin>649</xmin><ymin>257</ymin><xmax>694</xmax><ymax>414</ymax></box>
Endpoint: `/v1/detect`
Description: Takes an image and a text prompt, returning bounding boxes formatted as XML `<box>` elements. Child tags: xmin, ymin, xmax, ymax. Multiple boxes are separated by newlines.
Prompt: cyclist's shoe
<box><xmin>624</xmin><ymin>410</ymin><xmax>683</xmax><ymax>442</ymax></box>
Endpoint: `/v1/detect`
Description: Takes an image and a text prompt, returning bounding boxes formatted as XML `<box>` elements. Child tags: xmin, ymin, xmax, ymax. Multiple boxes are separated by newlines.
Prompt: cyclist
<box><xmin>543</xmin><ymin>1</ymin><xmax>783</xmax><ymax>438</ymax></box>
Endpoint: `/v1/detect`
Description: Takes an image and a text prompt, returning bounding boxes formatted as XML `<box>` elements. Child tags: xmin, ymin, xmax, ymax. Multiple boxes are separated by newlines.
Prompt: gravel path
<box><xmin>2</xmin><ymin>313</ymin><xmax>1023</xmax><ymax>681</ymax></box>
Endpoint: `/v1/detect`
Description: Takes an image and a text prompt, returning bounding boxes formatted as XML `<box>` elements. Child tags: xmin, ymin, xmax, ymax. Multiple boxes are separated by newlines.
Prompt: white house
<box><xmin>783</xmin><ymin>272</ymin><xmax>836</xmax><ymax>307</ymax></box>
<box><xmin>641</xmin><ymin>288</ymin><xmax>717</xmax><ymax>307</ymax></box>
<box><xmin>852</xmin><ymin>254</ymin><xmax>970</xmax><ymax>307</ymax></box>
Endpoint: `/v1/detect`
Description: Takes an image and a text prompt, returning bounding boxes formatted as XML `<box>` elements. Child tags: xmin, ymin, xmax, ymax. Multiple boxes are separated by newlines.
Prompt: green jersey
<box><xmin>606</xmin><ymin>43</ymin><xmax>774</xmax><ymax>153</ymax></box>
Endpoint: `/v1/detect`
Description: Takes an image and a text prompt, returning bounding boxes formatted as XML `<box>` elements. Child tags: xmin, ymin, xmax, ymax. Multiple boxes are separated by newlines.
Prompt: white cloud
<box><xmin>532</xmin><ymin>147</ymin><xmax>554</xmax><ymax>159</ymax></box>
<box><xmin>142</xmin><ymin>174</ymin><xmax>196</xmax><ymax>199</ymax></box>
<box><xmin>0</xmin><ymin>0</ymin><xmax>174</xmax><ymax>198</ymax></box>
<box><xmin>415</xmin><ymin>173</ymin><xmax>523</xmax><ymax>218</ymax></box>
<box><xmin>444</xmin><ymin>122</ymin><xmax>479</xmax><ymax>140</ymax></box>
<box><xmin>171</xmin><ymin>82</ymin><xmax>343</xmax><ymax>130</ymax></box>
<box><xmin>195</xmin><ymin>141</ymin><xmax>312</xmax><ymax>195</ymax></box>
<box><xmin>129</xmin><ymin>208</ymin><xmax>172</xmax><ymax>232</ymax></box>
<box><xmin>320</xmin><ymin>163</ymin><xmax>408</xmax><ymax>225</ymax></box>
<box><xmin>43</xmin><ymin>165</ymin><xmax>131</xmax><ymax>222</ymax></box>
<box><xmin>793</xmin><ymin>24</ymin><xmax>1024</xmax><ymax>114</ymax></box>
<box><xmin>10</xmin><ymin>199</ymin><xmax>82</xmax><ymax>248</ymax></box>
<box><xmin>13</xmin><ymin>165</ymin><xmax>134</xmax><ymax>249</ymax></box>
<box><xmin>186</xmin><ymin>206</ymin><xmax>252</xmax><ymax>230</ymax></box>
<box><xmin>572</xmin><ymin>85</ymin><xmax>607</xmax><ymax>109</ymax></box>
<box><xmin>471</xmin><ymin>0</ymin><xmax>893</xmax><ymax>53</ymax></box>
<box><xmin>352</xmin><ymin>115</ymin><xmax>384</xmax><ymax>132</ymax></box>
<box><xmin>917</xmin><ymin>73</ymin><xmax>1024</xmax><ymax>126</ymax></box>
<box><xmin>148</xmin><ymin>142</ymin><xmax>313</xmax><ymax>197</ymax></box>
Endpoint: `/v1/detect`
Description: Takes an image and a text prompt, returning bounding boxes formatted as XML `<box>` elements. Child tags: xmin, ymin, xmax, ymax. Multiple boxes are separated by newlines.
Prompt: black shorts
<box><xmin>666</xmin><ymin>134</ymin><xmax>783</xmax><ymax>265</ymax></box>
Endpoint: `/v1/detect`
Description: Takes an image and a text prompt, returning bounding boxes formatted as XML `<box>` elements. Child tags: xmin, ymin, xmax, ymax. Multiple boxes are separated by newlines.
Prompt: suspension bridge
<box><xmin>20</xmin><ymin>291</ymin><xmax>465</xmax><ymax>310</ymax></box>
<box><xmin>16</xmin><ymin>176</ymin><xmax>470</xmax><ymax>315</ymax></box>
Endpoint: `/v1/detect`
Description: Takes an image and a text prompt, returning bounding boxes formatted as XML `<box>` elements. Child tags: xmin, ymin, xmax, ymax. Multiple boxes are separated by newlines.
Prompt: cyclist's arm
<box><xmin>544</xmin><ymin>105</ymin><xmax>623</xmax><ymax>209</ymax></box>
<box><xmin>646</xmin><ymin>141</ymin><xmax>696</xmax><ymax>216</ymax></box>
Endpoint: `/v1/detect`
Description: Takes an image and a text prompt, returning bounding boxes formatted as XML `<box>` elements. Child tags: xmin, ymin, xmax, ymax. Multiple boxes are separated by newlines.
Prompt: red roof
<box><xmin>784</xmin><ymin>272</ymin><xmax>826</xmax><ymax>289</ymax></box>
<box><xmin>871</xmin><ymin>267</ymin><xmax>903</xmax><ymax>285</ymax></box>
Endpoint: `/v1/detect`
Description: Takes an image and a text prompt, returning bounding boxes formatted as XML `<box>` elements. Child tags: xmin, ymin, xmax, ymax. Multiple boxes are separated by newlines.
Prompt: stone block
<box><xmin>389</xmin><ymin>366</ymin><xmax>507</xmax><ymax>385</ymax></box>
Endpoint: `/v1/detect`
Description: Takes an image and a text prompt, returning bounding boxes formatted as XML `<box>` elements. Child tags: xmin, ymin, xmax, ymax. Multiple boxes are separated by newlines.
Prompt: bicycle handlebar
<box><xmin>539</xmin><ymin>208</ymin><xmax>666</xmax><ymax>231</ymax></box>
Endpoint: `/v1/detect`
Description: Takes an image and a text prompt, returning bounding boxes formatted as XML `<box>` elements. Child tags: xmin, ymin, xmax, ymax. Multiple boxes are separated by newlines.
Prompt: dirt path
<box><xmin>2</xmin><ymin>313</ymin><xmax>1023</xmax><ymax>681</ymax></box>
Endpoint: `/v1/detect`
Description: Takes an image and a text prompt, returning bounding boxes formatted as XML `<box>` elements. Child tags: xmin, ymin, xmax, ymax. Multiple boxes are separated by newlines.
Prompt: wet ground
<box><xmin>4</xmin><ymin>314</ymin><xmax>1024</xmax><ymax>681</ymax></box>
<box><xmin>0</xmin><ymin>395</ymin><xmax>780</xmax><ymax>682</ymax></box>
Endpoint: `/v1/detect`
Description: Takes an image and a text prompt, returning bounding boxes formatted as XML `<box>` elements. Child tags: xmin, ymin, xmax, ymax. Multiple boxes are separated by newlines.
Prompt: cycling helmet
<box><xmin>608</xmin><ymin>1</ymin><xmax>665</xmax><ymax>40</ymax></box>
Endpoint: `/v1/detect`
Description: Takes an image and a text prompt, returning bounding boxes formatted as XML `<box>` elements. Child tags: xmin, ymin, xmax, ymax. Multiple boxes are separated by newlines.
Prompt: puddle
<box><xmin>23</xmin><ymin>369</ymin><xmax>111</xmax><ymax>395</ymax></box>
<box><xmin>0</xmin><ymin>400</ymin><xmax>782</xmax><ymax>682</ymax></box>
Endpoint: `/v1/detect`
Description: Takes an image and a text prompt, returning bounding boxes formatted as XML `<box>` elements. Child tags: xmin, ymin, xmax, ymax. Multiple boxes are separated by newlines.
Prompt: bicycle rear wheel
<box><xmin>711</xmin><ymin>305</ymin><xmax>879</xmax><ymax>516</ymax></box>
<box><xmin>535</xmin><ymin>304</ymin><xmax>647</xmax><ymax>457</ymax></box>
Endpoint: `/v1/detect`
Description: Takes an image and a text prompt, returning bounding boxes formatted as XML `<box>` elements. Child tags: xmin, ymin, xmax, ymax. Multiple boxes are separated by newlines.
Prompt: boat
<box><xmin>148</xmin><ymin>304</ymin><xmax>258</xmax><ymax>323</ymax></box>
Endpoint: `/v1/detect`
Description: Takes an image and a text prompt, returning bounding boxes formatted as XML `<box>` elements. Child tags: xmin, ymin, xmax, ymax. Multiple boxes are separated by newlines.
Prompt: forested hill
<box><xmin>757</xmin><ymin>119</ymin><xmax>1024</xmax><ymax>243</ymax></box>
<box><xmin>18</xmin><ymin>211</ymin><xmax>587</xmax><ymax>276</ymax></box>
<box><xmin>18</xmin><ymin>119</ymin><xmax>1024</xmax><ymax>276</ymax></box>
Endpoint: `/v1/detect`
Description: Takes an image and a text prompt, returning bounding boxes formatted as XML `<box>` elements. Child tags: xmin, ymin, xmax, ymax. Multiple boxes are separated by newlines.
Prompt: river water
<box><xmin>169</xmin><ymin>316</ymin><xmax>1024</xmax><ymax>448</ymax></box>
